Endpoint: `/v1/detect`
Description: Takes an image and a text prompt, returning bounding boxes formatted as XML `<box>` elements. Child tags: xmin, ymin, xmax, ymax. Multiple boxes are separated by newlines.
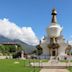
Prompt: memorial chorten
<box><xmin>40</xmin><ymin>9</ymin><xmax>68</xmax><ymax>59</ymax></box>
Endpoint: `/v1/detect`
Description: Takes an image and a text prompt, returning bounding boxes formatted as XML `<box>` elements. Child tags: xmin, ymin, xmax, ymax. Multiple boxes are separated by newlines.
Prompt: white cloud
<box><xmin>68</xmin><ymin>41</ymin><xmax>72</xmax><ymax>45</ymax></box>
<box><xmin>0</xmin><ymin>18</ymin><xmax>39</xmax><ymax>45</ymax></box>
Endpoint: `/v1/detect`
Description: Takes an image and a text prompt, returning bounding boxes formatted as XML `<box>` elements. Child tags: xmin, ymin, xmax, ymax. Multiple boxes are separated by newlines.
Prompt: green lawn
<box><xmin>2</xmin><ymin>59</ymin><xmax>72</xmax><ymax>72</ymax></box>
<box><xmin>67</xmin><ymin>67</ymin><xmax>72</xmax><ymax>72</ymax></box>
<box><xmin>0</xmin><ymin>59</ymin><xmax>40</xmax><ymax>72</ymax></box>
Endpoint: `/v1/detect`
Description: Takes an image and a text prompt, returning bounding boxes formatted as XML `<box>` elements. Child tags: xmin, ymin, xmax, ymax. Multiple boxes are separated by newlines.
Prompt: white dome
<box><xmin>47</xmin><ymin>9</ymin><xmax>62</xmax><ymax>38</ymax></box>
<box><xmin>47</xmin><ymin>23</ymin><xmax>62</xmax><ymax>37</ymax></box>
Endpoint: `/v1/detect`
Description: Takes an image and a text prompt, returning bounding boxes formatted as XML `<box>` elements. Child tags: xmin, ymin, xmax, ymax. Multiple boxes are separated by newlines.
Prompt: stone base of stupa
<box><xmin>30</xmin><ymin>60</ymin><xmax>72</xmax><ymax>69</ymax></box>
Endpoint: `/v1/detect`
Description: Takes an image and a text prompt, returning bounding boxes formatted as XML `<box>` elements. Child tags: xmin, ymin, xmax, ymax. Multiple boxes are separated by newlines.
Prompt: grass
<box><xmin>0</xmin><ymin>59</ymin><xmax>40</xmax><ymax>72</ymax></box>
<box><xmin>27</xmin><ymin>59</ymin><xmax>48</xmax><ymax>62</ymax></box>
<box><xmin>59</xmin><ymin>60</ymin><xmax>72</xmax><ymax>72</ymax></box>
<box><xmin>60</xmin><ymin>60</ymin><xmax>72</xmax><ymax>63</ymax></box>
<box><xmin>1</xmin><ymin>59</ymin><xmax>72</xmax><ymax>72</ymax></box>
<box><xmin>67</xmin><ymin>67</ymin><xmax>72</xmax><ymax>72</ymax></box>
<box><xmin>60</xmin><ymin>60</ymin><xmax>69</xmax><ymax>62</ymax></box>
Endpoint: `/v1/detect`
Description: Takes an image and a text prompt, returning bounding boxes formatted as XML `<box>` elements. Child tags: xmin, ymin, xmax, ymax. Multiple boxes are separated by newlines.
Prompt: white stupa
<box><xmin>40</xmin><ymin>9</ymin><xmax>69</xmax><ymax>59</ymax></box>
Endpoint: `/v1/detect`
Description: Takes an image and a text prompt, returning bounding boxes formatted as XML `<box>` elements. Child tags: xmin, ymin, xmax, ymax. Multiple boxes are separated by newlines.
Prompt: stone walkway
<box><xmin>40</xmin><ymin>69</ymin><xmax>69</xmax><ymax>72</ymax></box>
<box><xmin>31</xmin><ymin>59</ymin><xmax>71</xmax><ymax>72</ymax></box>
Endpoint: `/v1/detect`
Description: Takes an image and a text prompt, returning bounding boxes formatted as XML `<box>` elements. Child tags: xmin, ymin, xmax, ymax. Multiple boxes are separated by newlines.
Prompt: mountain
<box><xmin>0</xmin><ymin>35</ymin><xmax>14</xmax><ymax>42</ymax></box>
<box><xmin>14</xmin><ymin>39</ymin><xmax>37</xmax><ymax>53</ymax></box>
<box><xmin>0</xmin><ymin>35</ymin><xmax>37</xmax><ymax>53</ymax></box>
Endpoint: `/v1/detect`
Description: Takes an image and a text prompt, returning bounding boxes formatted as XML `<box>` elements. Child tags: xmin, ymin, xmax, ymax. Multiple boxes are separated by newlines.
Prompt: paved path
<box><xmin>40</xmin><ymin>69</ymin><xmax>69</xmax><ymax>72</ymax></box>
<box><xmin>31</xmin><ymin>59</ymin><xmax>71</xmax><ymax>72</ymax></box>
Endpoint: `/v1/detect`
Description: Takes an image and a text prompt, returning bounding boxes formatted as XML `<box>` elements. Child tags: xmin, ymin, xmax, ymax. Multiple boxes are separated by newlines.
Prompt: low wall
<box><xmin>0</xmin><ymin>56</ymin><xmax>12</xmax><ymax>59</ymax></box>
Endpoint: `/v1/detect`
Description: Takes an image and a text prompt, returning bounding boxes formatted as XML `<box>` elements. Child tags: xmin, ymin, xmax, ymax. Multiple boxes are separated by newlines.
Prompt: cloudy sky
<box><xmin>0</xmin><ymin>18</ymin><xmax>39</xmax><ymax>45</ymax></box>
<box><xmin>0</xmin><ymin>0</ymin><xmax>72</xmax><ymax>45</ymax></box>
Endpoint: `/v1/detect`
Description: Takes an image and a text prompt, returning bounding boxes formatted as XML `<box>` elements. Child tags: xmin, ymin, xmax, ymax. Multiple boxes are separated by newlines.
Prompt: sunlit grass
<box><xmin>0</xmin><ymin>59</ymin><xmax>40</xmax><ymax>72</ymax></box>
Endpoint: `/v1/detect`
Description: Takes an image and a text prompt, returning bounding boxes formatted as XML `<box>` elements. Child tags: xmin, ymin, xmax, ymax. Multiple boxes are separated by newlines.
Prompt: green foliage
<box><xmin>0</xmin><ymin>44</ymin><xmax>22</xmax><ymax>55</ymax></box>
<box><xmin>0</xmin><ymin>45</ymin><xmax>5</xmax><ymax>53</ymax></box>
<box><xmin>67</xmin><ymin>67</ymin><xmax>72</xmax><ymax>72</ymax></box>
<box><xmin>36</xmin><ymin>45</ymin><xmax>43</xmax><ymax>55</ymax></box>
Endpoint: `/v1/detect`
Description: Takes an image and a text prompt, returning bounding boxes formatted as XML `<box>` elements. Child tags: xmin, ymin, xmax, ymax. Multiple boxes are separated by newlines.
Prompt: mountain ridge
<box><xmin>0</xmin><ymin>35</ymin><xmax>36</xmax><ymax>53</ymax></box>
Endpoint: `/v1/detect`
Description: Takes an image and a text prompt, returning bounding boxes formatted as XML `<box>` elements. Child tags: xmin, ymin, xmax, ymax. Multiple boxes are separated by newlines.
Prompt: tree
<box><xmin>36</xmin><ymin>45</ymin><xmax>43</xmax><ymax>55</ymax></box>
<box><xmin>0</xmin><ymin>44</ymin><xmax>22</xmax><ymax>55</ymax></box>
<box><xmin>65</xmin><ymin>45</ymin><xmax>71</xmax><ymax>55</ymax></box>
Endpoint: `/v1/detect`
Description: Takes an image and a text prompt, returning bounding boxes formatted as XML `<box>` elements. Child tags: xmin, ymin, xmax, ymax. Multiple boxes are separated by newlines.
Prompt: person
<box><xmin>64</xmin><ymin>57</ymin><xmax>67</xmax><ymax>60</ymax></box>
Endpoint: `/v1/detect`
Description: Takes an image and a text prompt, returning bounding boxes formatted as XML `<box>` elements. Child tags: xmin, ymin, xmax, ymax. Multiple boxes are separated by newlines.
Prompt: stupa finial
<box><xmin>51</xmin><ymin>8</ymin><xmax>57</xmax><ymax>23</ymax></box>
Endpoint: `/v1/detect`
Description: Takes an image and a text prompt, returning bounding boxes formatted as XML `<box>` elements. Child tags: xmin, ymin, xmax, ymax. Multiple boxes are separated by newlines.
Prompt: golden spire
<box><xmin>51</xmin><ymin>8</ymin><xmax>57</xmax><ymax>23</ymax></box>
